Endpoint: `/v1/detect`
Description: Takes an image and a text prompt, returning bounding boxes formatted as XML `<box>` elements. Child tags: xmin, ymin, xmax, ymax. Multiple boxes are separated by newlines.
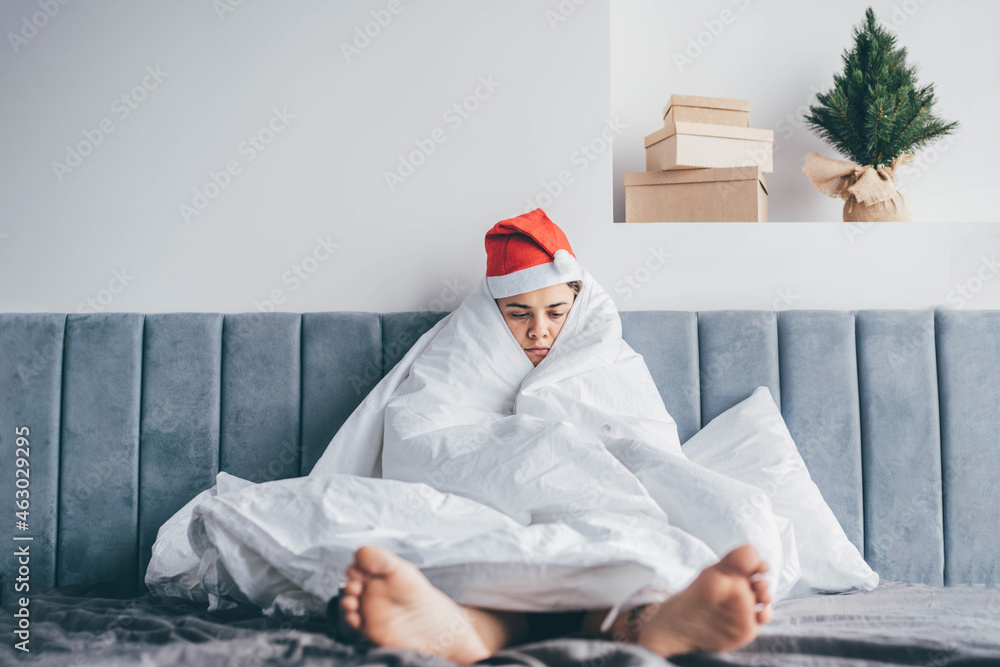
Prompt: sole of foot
<box><xmin>339</xmin><ymin>545</ymin><xmax>493</xmax><ymax>664</ymax></box>
<box><xmin>637</xmin><ymin>544</ymin><xmax>773</xmax><ymax>657</ymax></box>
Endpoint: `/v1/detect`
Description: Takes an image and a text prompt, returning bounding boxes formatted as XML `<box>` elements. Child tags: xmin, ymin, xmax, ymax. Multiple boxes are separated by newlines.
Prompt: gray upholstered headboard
<box><xmin>1</xmin><ymin>310</ymin><xmax>997</xmax><ymax>608</ymax></box>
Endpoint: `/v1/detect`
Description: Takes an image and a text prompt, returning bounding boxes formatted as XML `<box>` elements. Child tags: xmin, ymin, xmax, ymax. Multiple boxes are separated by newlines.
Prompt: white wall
<box><xmin>0</xmin><ymin>0</ymin><xmax>998</xmax><ymax>314</ymax></box>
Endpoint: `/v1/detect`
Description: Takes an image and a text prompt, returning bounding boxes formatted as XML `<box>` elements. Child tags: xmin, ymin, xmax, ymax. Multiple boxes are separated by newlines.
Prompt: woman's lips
<box><xmin>526</xmin><ymin>347</ymin><xmax>549</xmax><ymax>355</ymax></box>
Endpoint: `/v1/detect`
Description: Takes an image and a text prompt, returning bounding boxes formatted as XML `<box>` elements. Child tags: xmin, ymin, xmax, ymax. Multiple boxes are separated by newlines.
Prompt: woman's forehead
<box><xmin>500</xmin><ymin>284</ymin><xmax>574</xmax><ymax>308</ymax></box>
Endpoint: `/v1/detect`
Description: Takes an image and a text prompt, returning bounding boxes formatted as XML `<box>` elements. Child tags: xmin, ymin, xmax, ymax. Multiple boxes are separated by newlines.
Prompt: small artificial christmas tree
<box><xmin>802</xmin><ymin>7</ymin><xmax>958</xmax><ymax>221</ymax></box>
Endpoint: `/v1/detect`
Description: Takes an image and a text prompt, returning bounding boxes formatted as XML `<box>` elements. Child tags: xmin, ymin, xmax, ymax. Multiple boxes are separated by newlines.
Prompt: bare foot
<box><xmin>636</xmin><ymin>544</ymin><xmax>773</xmax><ymax>657</ymax></box>
<box><xmin>339</xmin><ymin>545</ymin><xmax>492</xmax><ymax>664</ymax></box>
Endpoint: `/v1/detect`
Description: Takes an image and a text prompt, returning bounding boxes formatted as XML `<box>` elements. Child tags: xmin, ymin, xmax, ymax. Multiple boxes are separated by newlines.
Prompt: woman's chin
<box><xmin>525</xmin><ymin>349</ymin><xmax>549</xmax><ymax>364</ymax></box>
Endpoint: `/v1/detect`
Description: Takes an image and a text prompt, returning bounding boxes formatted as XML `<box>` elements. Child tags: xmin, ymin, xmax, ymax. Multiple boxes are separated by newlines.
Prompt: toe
<box><xmin>341</xmin><ymin>595</ymin><xmax>359</xmax><ymax>612</ymax></box>
<box><xmin>344</xmin><ymin>610</ymin><xmax>362</xmax><ymax>630</ymax></box>
<box><xmin>756</xmin><ymin>603</ymin><xmax>773</xmax><ymax>625</ymax></box>
<box><xmin>355</xmin><ymin>545</ymin><xmax>399</xmax><ymax>577</ymax></box>
<box><xmin>344</xmin><ymin>579</ymin><xmax>364</xmax><ymax>596</ymax></box>
<box><xmin>346</xmin><ymin>564</ymin><xmax>366</xmax><ymax>582</ymax></box>
<box><xmin>751</xmin><ymin>579</ymin><xmax>771</xmax><ymax>605</ymax></box>
<box><xmin>717</xmin><ymin>544</ymin><xmax>762</xmax><ymax>577</ymax></box>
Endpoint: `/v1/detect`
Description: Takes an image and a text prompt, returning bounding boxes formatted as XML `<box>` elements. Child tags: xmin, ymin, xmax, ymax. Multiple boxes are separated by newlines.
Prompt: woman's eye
<box><xmin>511</xmin><ymin>313</ymin><xmax>528</xmax><ymax>319</ymax></box>
<box><xmin>549</xmin><ymin>313</ymin><xmax>564</xmax><ymax>318</ymax></box>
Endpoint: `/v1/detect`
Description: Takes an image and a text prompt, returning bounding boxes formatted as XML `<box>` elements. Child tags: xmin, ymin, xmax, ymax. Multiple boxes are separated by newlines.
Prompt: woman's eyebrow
<box><xmin>504</xmin><ymin>301</ymin><xmax>568</xmax><ymax>309</ymax></box>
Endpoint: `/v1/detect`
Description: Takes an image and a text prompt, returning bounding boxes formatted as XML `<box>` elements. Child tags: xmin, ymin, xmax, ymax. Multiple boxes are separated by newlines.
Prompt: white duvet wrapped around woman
<box><xmin>146</xmin><ymin>209</ymin><xmax>876</xmax><ymax>650</ymax></box>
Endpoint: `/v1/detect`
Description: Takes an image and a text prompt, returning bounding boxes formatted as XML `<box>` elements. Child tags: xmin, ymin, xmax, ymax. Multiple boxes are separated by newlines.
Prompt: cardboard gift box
<box><xmin>662</xmin><ymin>94</ymin><xmax>750</xmax><ymax>128</ymax></box>
<box><xmin>645</xmin><ymin>121</ymin><xmax>774</xmax><ymax>173</ymax></box>
<box><xmin>624</xmin><ymin>166</ymin><xmax>768</xmax><ymax>222</ymax></box>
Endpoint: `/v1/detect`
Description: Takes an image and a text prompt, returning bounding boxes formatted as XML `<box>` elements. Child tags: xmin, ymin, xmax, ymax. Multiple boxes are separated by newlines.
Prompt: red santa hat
<box><xmin>484</xmin><ymin>208</ymin><xmax>583</xmax><ymax>299</ymax></box>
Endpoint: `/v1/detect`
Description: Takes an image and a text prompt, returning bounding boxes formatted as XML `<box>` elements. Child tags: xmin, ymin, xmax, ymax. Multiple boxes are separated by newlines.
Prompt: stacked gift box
<box><xmin>625</xmin><ymin>95</ymin><xmax>773</xmax><ymax>222</ymax></box>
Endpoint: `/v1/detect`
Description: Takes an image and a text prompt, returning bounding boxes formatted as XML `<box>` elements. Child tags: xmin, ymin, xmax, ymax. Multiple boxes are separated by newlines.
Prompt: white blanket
<box><xmin>146</xmin><ymin>269</ymin><xmax>805</xmax><ymax>629</ymax></box>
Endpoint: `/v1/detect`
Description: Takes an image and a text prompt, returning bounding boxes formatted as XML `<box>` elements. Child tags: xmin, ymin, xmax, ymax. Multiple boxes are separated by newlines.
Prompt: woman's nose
<box><xmin>528</xmin><ymin>321</ymin><xmax>549</xmax><ymax>338</ymax></box>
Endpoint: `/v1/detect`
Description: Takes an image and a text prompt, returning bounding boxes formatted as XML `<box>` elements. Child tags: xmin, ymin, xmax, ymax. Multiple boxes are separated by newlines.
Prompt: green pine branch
<box><xmin>804</xmin><ymin>7</ymin><xmax>958</xmax><ymax>168</ymax></box>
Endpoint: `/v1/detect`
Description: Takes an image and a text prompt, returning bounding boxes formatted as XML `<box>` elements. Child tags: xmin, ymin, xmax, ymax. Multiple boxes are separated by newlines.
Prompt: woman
<box><xmin>147</xmin><ymin>209</ymin><xmax>793</xmax><ymax>662</ymax></box>
<box><xmin>335</xmin><ymin>210</ymin><xmax>772</xmax><ymax>661</ymax></box>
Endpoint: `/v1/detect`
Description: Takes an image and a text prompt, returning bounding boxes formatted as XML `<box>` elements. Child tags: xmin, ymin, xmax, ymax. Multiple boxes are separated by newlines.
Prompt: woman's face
<box><xmin>496</xmin><ymin>282</ymin><xmax>576</xmax><ymax>366</ymax></box>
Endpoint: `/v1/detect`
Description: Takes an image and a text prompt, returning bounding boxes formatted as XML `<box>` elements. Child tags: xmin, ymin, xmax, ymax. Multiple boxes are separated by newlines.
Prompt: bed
<box><xmin>2</xmin><ymin>309</ymin><xmax>998</xmax><ymax>665</ymax></box>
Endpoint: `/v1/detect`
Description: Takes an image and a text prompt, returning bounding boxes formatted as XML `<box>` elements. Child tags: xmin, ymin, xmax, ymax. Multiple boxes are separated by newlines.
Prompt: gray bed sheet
<box><xmin>2</xmin><ymin>581</ymin><xmax>998</xmax><ymax>666</ymax></box>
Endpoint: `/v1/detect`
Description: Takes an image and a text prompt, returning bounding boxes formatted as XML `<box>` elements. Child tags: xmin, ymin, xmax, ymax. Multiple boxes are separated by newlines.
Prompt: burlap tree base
<box><xmin>803</xmin><ymin>153</ymin><xmax>913</xmax><ymax>223</ymax></box>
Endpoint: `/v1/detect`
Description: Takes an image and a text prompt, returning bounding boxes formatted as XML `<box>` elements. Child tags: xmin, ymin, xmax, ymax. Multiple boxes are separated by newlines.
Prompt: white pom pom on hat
<box><xmin>552</xmin><ymin>248</ymin><xmax>578</xmax><ymax>273</ymax></box>
<box><xmin>484</xmin><ymin>209</ymin><xmax>583</xmax><ymax>299</ymax></box>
